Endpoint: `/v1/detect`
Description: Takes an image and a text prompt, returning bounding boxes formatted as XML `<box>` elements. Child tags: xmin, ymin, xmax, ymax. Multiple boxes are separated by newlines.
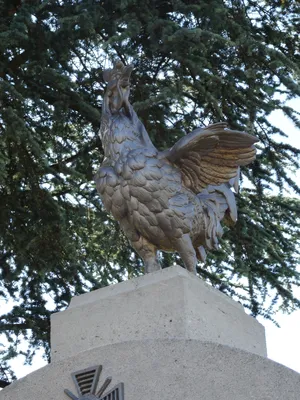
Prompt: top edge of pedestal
<box><xmin>69</xmin><ymin>265</ymin><xmax>243</xmax><ymax>311</ymax></box>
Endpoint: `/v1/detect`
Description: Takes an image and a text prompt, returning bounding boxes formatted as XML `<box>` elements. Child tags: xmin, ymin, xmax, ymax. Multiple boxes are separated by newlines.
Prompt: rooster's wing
<box><xmin>163</xmin><ymin>122</ymin><xmax>258</xmax><ymax>194</ymax></box>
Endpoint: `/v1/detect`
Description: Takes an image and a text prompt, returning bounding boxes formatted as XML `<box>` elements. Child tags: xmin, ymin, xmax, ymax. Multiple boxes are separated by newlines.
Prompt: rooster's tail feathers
<box><xmin>197</xmin><ymin>183</ymin><xmax>237</xmax><ymax>254</ymax></box>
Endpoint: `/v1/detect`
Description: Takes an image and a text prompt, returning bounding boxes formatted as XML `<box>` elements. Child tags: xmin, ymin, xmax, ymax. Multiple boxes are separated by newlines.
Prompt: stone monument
<box><xmin>1</xmin><ymin>64</ymin><xmax>299</xmax><ymax>399</ymax></box>
<box><xmin>1</xmin><ymin>266</ymin><xmax>300</xmax><ymax>400</ymax></box>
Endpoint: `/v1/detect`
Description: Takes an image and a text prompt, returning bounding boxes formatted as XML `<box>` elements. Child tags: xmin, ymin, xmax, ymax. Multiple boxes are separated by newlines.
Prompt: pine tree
<box><xmin>0</xmin><ymin>0</ymin><xmax>299</xmax><ymax>384</ymax></box>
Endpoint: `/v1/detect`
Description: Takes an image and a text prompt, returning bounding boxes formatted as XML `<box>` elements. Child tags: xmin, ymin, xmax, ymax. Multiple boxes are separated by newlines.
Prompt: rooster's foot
<box><xmin>144</xmin><ymin>260</ymin><xmax>161</xmax><ymax>274</ymax></box>
<box><xmin>174</xmin><ymin>234</ymin><xmax>197</xmax><ymax>275</ymax></box>
<box><xmin>130</xmin><ymin>235</ymin><xmax>160</xmax><ymax>274</ymax></box>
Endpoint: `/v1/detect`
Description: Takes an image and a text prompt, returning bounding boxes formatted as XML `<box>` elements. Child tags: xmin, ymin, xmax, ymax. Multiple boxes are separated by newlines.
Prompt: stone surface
<box><xmin>1</xmin><ymin>266</ymin><xmax>300</xmax><ymax>400</ymax></box>
<box><xmin>1</xmin><ymin>340</ymin><xmax>300</xmax><ymax>400</ymax></box>
<box><xmin>51</xmin><ymin>266</ymin><xmax>267</xmax><ymax>362</ymax></box>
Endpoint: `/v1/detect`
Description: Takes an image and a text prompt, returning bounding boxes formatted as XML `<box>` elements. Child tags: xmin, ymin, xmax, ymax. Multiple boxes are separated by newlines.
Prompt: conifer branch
<box><xmin>0</xmin><ymin>379</ymin><xmax>10</xmax><ymax>388</ymax></box>
<box><xmin>49</xmin><ymin>139</ymin><xmax>100</xmax><ymax>171</ymax></box>
<box><xmin>0</xmin><ymin>51</ymin><xmax>28</xmax><ymax>79</ymax></box>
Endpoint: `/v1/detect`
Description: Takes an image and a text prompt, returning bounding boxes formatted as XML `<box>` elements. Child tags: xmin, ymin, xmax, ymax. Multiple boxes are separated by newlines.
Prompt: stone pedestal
<box><xmin>1</xmin><ymin>266</ymin><xmax>300</xmax><ymax>400</ymax></box>
<box><xmin>51</xmin><ymin>265</ymin><xmax>267</xmax><ymax>360</ymax></box>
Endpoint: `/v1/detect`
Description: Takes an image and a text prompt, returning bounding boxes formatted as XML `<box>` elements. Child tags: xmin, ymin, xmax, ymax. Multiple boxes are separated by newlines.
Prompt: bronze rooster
<box><xmin>95</xmin><ymin>61</ymin><xmax>258</xmax><ymax>274</ymax></box>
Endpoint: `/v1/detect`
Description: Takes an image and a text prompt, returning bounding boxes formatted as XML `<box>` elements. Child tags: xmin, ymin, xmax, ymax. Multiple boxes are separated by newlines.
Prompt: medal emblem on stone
<box><xmin>64</xmin><ymin>365</ymin><xmax>124</xmax><ymax>400</ymax></box>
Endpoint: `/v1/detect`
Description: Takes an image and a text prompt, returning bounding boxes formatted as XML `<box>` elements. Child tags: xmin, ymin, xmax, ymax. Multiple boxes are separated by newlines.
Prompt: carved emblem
<box><xmin>64</xmin><ymin>365</ymin><xmax>124</xmax><ymax>400</ymax></box>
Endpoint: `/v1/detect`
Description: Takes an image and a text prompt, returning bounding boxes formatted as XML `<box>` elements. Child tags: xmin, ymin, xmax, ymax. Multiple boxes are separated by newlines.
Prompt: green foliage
<box><xmin>0</xmin><ymin>0</ymin><xmax>299</xmax><ymax>382</ymax></box>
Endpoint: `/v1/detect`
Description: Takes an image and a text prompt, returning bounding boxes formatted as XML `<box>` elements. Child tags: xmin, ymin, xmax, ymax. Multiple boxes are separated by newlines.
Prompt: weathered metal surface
<box><xmin>95</xmin><ymin>61</ymin><xmax>258</xmax><ymax>274</ymax></box>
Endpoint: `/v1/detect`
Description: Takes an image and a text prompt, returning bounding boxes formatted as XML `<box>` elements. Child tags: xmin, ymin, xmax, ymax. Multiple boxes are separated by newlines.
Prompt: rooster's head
<box><xmin>103</xmin><ymin>60</ymin><xmax>133</xmax><ymax>117</ymax></box>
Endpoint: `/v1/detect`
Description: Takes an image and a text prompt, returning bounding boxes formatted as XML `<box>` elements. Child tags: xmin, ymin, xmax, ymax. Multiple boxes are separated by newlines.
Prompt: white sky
<box><xmin>1</xmin><ymin>99</ymin><xmax>300</xmax><ymax>380</ymax></box>
<box><xmin>260</xmin><ymin>308</ymin><xmax>300</xmax><ymax>374</ymax></box>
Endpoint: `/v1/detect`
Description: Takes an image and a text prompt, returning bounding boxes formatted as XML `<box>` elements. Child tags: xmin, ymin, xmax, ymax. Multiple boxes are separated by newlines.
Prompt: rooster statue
<box><xmin>95</xmin><ymin>61</ymin><xmax>258</xmax><ymax>274</ymax></box>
